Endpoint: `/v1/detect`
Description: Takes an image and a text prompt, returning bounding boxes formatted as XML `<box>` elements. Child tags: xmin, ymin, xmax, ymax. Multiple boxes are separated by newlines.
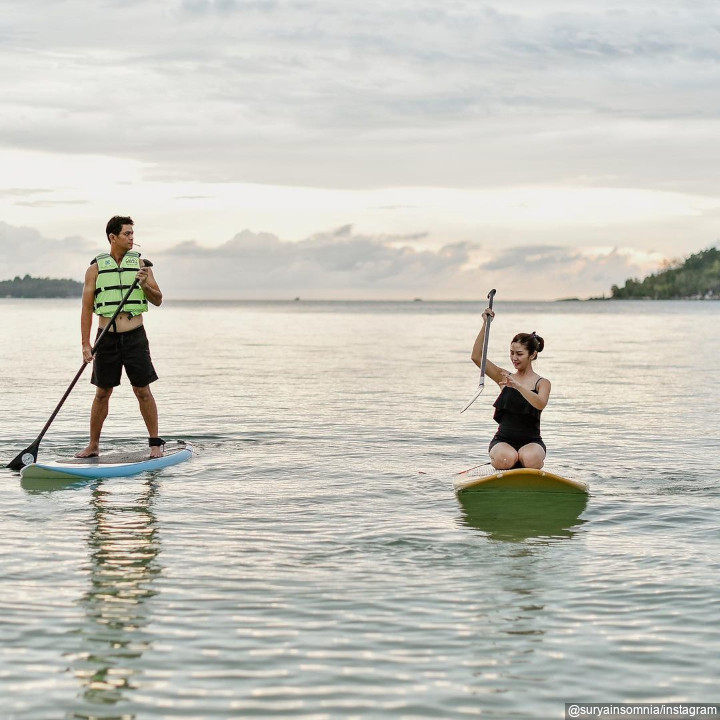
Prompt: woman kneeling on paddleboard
<box><xmin>471</xmin><ymin>308</ymin><xmax>550</xmax><ymax>470</ymax></box>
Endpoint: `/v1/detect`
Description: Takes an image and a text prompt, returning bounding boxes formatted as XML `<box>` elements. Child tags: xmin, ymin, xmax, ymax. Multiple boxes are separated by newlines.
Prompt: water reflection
<box><xmin>21</xmin><ymin>475</ymin><xmax>94</xmax><ymax>493</ymax></box>
<box><xmin>457</xmin><ymin>491</ymin><xmax>588</xmax><ymax>542</ymax></box>
<box><xmin>67</xmin><ymin>480</ymin><xmax>162</xmax><ymax>719</ymax></box>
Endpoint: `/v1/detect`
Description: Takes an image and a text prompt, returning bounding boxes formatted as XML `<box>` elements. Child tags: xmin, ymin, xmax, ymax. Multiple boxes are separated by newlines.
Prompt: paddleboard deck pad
<box><xmin>454</xmin><ymin>465</ymin><xmax>588</xmax><ymax>494</ymax></box>
<box><xmin>20</xmin><ymin>441</ymin><xmax>193</xmax><ymax>481</ymax></box>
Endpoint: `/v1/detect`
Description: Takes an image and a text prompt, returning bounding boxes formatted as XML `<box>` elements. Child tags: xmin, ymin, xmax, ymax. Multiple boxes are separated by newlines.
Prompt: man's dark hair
<box><xmin>106</xmin><ymin>216</ymin><xmax>134</xmax><ymax>242</ymax></box>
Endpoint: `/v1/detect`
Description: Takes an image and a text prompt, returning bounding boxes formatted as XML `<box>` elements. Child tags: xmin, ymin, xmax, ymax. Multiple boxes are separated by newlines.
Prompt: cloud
<box><xmin>181</xmin><ymin>0</ymin><xmax>278</xmax><ymax>13</ymax></box>
<box><xmin>483</xmin><ymin>245</ymin><xmax>576</xmax><ymax>271</ymax></box>
<box><xmin>156</xmin><ymin>225</ymin><xmax>478</xmax><ymax>298</ymax></box>
<box><xmin>151</xmin><ymin>226</ymin><xmax>667</xmax><ymax>300</ymax></box>
<box><xmin>0</xmin><ymin>220</ymin><xmax>670</xmax><ymax>299</ymax></box>
<box><xmin>480</xmin><ymin>244</ymin><xmax>666</xmax><ymax>298</ymax></box>
<box><xmin>2</xmin><ymin>1</ymin><xmax>720</xmax><ymax>191</ymax></box>
<box><xmin>0</xmin><ymin>189</ymin><xmax>54</xmax><ymax>198</ymax></box>
<box><xmin>14</xmin><ymin>200</ymin><xmax>88</xmax><ymax>208</ymax></box>
<box><xmin>0</xmin><ymin>222</ymin><xmax>93</xmax><ymax>280</ymax></box>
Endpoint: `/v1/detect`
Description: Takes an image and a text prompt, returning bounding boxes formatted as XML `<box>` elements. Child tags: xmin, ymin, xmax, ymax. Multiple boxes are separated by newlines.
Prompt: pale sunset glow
<box><xmin>1</xmin><ymin>0</ymin><xmax>719</xmax><ymax>299</ymax></box>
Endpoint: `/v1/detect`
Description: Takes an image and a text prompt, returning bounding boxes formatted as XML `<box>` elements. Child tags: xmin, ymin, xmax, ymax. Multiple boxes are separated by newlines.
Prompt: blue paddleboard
<box><xmin>20</xmin><ymin>442</ymin><xmax>193</xmax><ymax>481</ymax></box>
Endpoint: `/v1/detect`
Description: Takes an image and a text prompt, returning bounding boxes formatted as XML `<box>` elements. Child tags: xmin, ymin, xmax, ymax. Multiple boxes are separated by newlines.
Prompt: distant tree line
<box><xmin>611</xmin><ymin>246</ymin><xmax>720</xmax><ymax>299</ymax></box>
<box><xmin>0</xmin><ymin>274</ymin><xmax>83</xmax><ymax>298</ymax></box>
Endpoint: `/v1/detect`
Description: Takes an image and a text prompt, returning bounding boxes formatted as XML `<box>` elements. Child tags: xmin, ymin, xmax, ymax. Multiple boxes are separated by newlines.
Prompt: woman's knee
<box><xmin>490</xmin><ymin>443</ymin><xmax>518</xmax><ymax>470</ymax></box>
<box><xmin>518</xmin><ymin>444</ymin><xmax>545</xmax><ymax>469</ymax></box>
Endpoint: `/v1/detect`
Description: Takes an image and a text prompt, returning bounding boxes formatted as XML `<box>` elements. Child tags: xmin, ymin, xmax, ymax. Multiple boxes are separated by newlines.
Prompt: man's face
<box><xmin>111</xmin><ymin>225</ymin><xmax>134</xmax><ymax>249</ymax></box>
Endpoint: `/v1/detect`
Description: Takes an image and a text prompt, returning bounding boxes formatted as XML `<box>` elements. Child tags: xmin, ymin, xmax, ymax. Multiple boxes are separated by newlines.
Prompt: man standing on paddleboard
<box><xmin>75</xmin><ymin>216</ymin><xmax>165</xmax><ymax>459</ymax></box>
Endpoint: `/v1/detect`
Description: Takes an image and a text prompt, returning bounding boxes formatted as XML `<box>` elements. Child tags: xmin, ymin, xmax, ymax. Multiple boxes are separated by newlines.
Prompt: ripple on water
<box><xmin>2</xmin><ymin>301</ymin><xmax>720</xmax><ymax>718</ymax></box>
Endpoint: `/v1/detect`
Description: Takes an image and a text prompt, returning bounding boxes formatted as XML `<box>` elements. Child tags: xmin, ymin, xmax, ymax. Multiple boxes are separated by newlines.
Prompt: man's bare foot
<box><xmin>148</xmin><ymin>437</ymin><xmax>165</xmax><ymax>458</ymax></box>
<box><xmin>75</xmin><ymin>445</ymin><xmax>99</xmax><ymax>458</ymax></box>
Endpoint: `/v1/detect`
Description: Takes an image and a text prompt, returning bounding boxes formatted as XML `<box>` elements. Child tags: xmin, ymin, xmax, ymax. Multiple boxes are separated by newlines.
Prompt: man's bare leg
<box><xmin>75</xmin><ymin>387</ymin><xmax>113</xmax><ymax>457</ymax></box>
<box><xmin>133</xmin><ymin>385</ymin><xmax>163</xmax><ymax>457</ymax></box>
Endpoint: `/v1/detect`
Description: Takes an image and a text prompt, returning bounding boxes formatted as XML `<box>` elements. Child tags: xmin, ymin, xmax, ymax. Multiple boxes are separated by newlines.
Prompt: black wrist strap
<box><xmin>148</xmin><ymin>437</ymin><xmax>166</xmax><ymax>447</ymax></box>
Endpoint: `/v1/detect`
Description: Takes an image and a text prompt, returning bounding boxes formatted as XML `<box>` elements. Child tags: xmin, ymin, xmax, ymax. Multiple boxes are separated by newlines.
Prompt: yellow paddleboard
<box><xmin>453</xmin><ymin>466</ymin><xmax>588</xmax><ymax>494</ymax></box>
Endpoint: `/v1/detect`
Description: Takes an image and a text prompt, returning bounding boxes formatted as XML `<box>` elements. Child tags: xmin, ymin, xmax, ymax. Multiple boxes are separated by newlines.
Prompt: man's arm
<box><xmin>139</xmin><ymin>261</ymin><xmax>162</xmax><ymax>307</ymax></box>
<box><xmin>81</xmin><ymin>264</ymin><xmax>98</xmax><ymax>363</ymax></box>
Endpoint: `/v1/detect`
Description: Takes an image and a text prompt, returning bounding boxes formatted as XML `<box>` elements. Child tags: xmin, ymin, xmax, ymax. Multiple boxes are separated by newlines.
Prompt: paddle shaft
<box><xmin>478</xmin><ymin>288</ymin><xmax>496</xmax><ymax>383</ymax></box>
<box><xmin>7</xmin><ymin>277</ymin><xmax>141</xmax><ymax>469</ymax></box>
<box><xmin>459</xmin><ymin>288</ymin><xmax>496</xmax><ymax>413</ymax></box>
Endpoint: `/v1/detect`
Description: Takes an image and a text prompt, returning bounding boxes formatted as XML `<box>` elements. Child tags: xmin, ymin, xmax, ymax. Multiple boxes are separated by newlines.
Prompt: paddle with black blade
<box><xmin>460</xmin><ymin>288</ymin><xmax>496</xmax><ymax>413</ymax></box>
<box><xmin>7</xmin><ymin>276</ymin><xmax>143</xmax><ymax>471</ymax></box>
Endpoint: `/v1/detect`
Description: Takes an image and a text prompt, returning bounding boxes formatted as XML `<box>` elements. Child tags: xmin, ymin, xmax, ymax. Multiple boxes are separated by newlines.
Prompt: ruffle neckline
<box><xmin>492</xmin><ymin>386</ymin><xmax>542</xmax><ymax>420</ymax></box>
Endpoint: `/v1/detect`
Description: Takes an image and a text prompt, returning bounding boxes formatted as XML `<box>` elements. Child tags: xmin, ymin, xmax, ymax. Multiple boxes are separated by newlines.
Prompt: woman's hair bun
<box><xmin>530</xmin><ymin>331</ymin><xmax>544</xmax><ymax>353</ymax></box>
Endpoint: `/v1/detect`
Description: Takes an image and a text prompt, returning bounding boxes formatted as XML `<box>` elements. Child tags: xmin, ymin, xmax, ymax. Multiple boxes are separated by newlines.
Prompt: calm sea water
<box><xmin>1</xmin><ymin>299</ymin><xmax>718</xmax><ymax>719</ymax></box>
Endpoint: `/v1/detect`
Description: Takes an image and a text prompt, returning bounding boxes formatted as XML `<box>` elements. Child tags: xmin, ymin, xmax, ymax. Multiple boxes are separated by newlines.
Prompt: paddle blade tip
<box><xmin>7</xmin><ymin>448</ymin><xmax>38</xmax><ymax>471</ymax></box>
<box><xmin>460</xmin><ymin>388</ymin><xmax>485</xmax><ymax>413</ymax></box>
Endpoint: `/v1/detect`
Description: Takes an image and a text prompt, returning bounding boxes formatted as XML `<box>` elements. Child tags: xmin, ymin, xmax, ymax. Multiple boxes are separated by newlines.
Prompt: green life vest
<box><xmin>93</xmin><ymin>251</ymin><xmax>148</xmax><ymax>317</ymax></box>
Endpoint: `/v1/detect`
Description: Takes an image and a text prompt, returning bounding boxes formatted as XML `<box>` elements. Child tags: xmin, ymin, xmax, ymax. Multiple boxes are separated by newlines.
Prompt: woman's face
<box><xmin>509</xmin><ymin>342</ymin><xmax>534</xmax><ymax>370</ymax></box>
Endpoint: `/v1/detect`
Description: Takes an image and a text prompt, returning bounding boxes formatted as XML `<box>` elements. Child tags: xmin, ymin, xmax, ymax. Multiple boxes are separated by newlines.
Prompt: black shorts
<box><xmin>91</xmin><ymin>325</ymin><xmax>158</xmax><ymax>388</ymax></box>
<box><xmin>489</xmin><ymin>432</ymin><xmax>546</xmax><ymax>453</ymax></box>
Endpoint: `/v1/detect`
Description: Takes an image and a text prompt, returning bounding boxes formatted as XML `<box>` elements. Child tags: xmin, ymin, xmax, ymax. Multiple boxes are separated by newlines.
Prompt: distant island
<box><xmin>0</xmin><ymin>274</ymin><xmax>83</xmax><ymax>298</ymax></box>
<box><xmin>610</xmin><ymin>246</ymin><xmax>720</xmax><ymax>300</ymax></box>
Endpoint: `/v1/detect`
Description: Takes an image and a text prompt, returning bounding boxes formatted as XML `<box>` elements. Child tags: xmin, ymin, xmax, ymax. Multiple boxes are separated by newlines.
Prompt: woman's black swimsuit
<box><xmin>489</xmin><ymin>378</ymin><xmax>546</xmax><ymax>453</ymax></box>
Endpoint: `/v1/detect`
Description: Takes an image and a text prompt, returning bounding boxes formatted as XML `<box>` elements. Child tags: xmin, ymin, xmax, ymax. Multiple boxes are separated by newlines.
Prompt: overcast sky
<box><xmin>1</xmin><ymin>0</ymin><xmax>719</xmax><ymax>299</ymax></box>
